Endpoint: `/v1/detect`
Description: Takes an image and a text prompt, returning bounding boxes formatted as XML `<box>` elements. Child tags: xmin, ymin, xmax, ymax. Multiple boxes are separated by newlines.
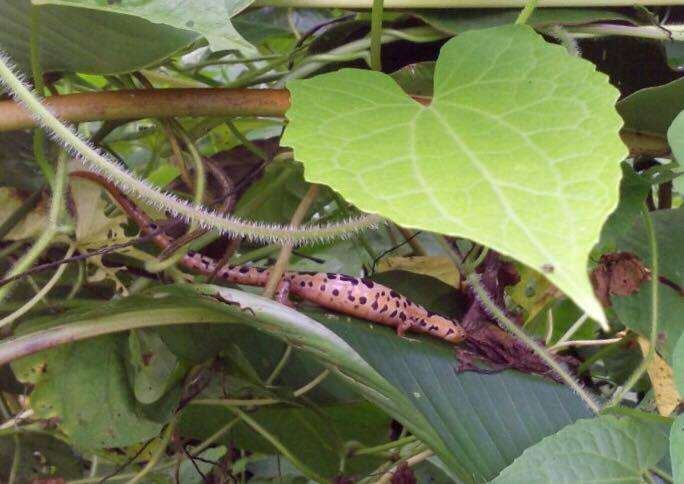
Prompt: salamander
<box><xmin>71</xmin><ymin>171</ymin><xmax>466</xmax><ymax>344</ymax></box>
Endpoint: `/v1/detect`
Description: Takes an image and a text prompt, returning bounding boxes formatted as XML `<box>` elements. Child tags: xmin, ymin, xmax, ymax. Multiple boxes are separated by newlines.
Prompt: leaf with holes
<box><xmin>283</xmin><ymin>25</ymin><xmax>626</xmax><ymax>324</ymax></box>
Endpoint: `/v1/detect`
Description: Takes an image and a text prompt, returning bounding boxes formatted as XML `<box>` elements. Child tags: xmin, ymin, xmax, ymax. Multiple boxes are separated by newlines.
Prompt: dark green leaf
<box><xmin>672</xmin><ymin>414</ymin><xmax>684</xmax><ymax>483</ymax></box>
<box><xmin>178</xmin><ymin>401</ymin><xmax>390</xmax><ymax>479</ymax></box>
<box><xmin>600</xmin><ymin>162</ymin><xmax>651</xmax><ymax>247</ymax></box>
<box><xmin>618</xmin><ymin>77</ymin><xmax>684</xmax><ymax>137</ymax></box>
<box><xmin>493</xmin><ymin>415</ymin><xmax>669</xmax><ymax>483</ymax></box>
<box><xmin>1</xmin><ymin>0</ymin><xmax>198</xmax><ymax>74</ymax></box>
<box><xmin>12</xmin><ymin>334</ymin><xmax>164</xmax><ymax>449</ymax></box>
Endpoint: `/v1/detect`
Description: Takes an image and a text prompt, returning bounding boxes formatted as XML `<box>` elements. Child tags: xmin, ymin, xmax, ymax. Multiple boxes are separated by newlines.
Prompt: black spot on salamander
<box><xmin>426</xmin><ymin>310</ymin><xmax>436</xmax><ymax>317</ymax></box>
<box><xmin>327</xmin><ymin>273</ymin><xmax>337</xmax><ymax>279</ymax></box>
<box><xmin>308</xmin><ymin>281</ymin><xmax>313</xmax><ymax>287</ymax></box>
<box><xmin>399</xmin><ymin>313</ymin><xmax>406</xmax><ymax>321</ymax></box>
<box><xmin>148</xmin><ymin>223</ymin><xmax>158</xmax><ymax>230</ymax></box>
<box><xmin>381</xmin><ymin>291</ymin><xmax>386</xmax><ymax>296</ymax></box>
<box><xmin>389</xmin><ymin>290</ymin><xmax>400</xmax><ymax>298</ymax></box>
<box><xmin>360</xmin><ymin>278</ymin><xmax>374</xmax><ymax>288</ymax></box>
<box><xmin>419</xmin><ymin>320</ymin><xmax>427</xmax><ymax>327</ymax></box>
<box><xmin>299</xmin><ymin>271</ymin><xmax>318</xmax><ymax>275</ymax></box>
<box><xmin>359</xmin><ymin>296</ymin><xmax>367</xmax><ymax>304</ymax></box>
<box><xmin>446</xmin><ymin>329</ymin><xmax>454</xmax><ymax>335</ymax></box>
<box><xmin>255</xmin><ymin>267</ymin><xmax>267</xmax><ymax>273</ymax></box>
<box><xmin>371</xmin><ymin>301</ymin><xmax>379</xmax><ymax>310</ymax></box>
<box><xmin>395</xmin><ymin>300</ymin><xmax>401</xmax><ymax>307</ymax></box>
<box><xmin>300</xmin><ymin>281</ymin><xmax>306</xmax><ymax>287</ymax></box>
<box><xmin>339</xmin><ymin>275</ymin><xmax>360</xmax><ymax>285</ymax></box>
<box><xmin>389</xmin><ymin>310</ymin><xmax>397</xmax><ymax>318</ymax></box>
<box><xmin>380</xmin><ymin>305</ymin><xmax>388</xmax><ymax>313</ymax></box>
<box><xmin>187</xmin><ymin>250</ymin><xmax>197</xmax><ymax>257</ymax></box>
<box><xmin>320</xmin><ymin>285</ymin><xmax>326</xmax><ymax>291</ymax></box>
<box><xmin>348</xmin><ymin>294</ymin><xmax>355</xmax><ymax>302</ymax></box>
<box><xmin>238</xmin><ymin>267</ymin><xmax>250</xmax><ymax>273</ymax></box>
<box><xmin>430</xmin><ymin>325</ymin><xmax>439</xmax><ymax>331</ymax></box>
<box><xmin>406</xmin><ymin>300</ymin><xmax>412</xmax><ymax>307</ymax></box>
<box><xmin>332</xmin><ymin>289</ymin><xmax>340</xmax><ymax>296</ymax></box>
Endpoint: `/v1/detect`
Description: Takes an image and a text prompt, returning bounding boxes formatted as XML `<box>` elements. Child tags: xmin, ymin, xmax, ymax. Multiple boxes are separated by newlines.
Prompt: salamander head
<box><xmin>425</xmin><ymin>314</ymin><xmax>466</xmax><ymax>343</ymax></box>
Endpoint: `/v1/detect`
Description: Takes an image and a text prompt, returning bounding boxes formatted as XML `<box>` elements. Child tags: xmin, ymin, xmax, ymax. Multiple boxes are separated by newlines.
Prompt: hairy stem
<box><xmin>467</xmin><ymin>273</ymin><xmax>600</xmax><ymax>414</ymax></box>
<box><xmin>370</xmin><ymin>0</ymin><xmax>385</xmax><ymax>71</ymax></box>
<box><xmin>0</xmin><ymin>53</ymin><xmax>378</xmax><ymax>244</ymax></box>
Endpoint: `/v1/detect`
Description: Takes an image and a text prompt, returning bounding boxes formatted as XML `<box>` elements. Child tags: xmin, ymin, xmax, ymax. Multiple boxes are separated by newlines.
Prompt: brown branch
<box><xmin>0</xmin><ymin>88</ymin><xmax>291</xmax><ymax>131</ymax></box>
<box><xmin>0</xmin><ymin>88</ymin><xmax>667</xmax><ymax>156</ymax></box>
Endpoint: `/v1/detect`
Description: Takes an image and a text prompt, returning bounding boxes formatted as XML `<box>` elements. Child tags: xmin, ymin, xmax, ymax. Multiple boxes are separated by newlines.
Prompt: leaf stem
<box><xmin>0</xmin><ymin>243</ymin><xmax>75</xmax><ymax>329</ymax></box>
<box><xmin>370</xmin><ymin>0</ymin><xmax>385</xmax><ymax>71</ymax></box>
<box><xmin>354</xmin><ymin>435</ymin><xmax>416</xmax><ymax>456</ymax></box>
<box><xmin>605</xmin><ymin>206</ymin><xmax>659</xmax><ymax>408</ymax></box>
<box><xmin>467</xmin><ymin>273</ymin><xmax>600</xmax><ymax>414</ymax></box>
<box><xmin>377</xmin><ymin>448</ymin><xmax>433</xmax><ymax>484</ymax></box>
<box><xmin>227</xmin><ymin>406</ymin><xmax>328</xmax><ymax>483</ymax></box>
<box><xmin>8</xmin><ymin>435</ymin><xmax>20</xmax><ymax>484</ymax></box>
<box><xmin>0</xmin><ymin>155</ymin><xmax>67</xmax><ymax>305</ymax></box>
<box><xmin>515</xmin><ymin>0</ymin><xmax>540</xmax><ymax>25</ymax></box>
<box><xmin>129</xmin><ymin>417</ymin><xmax>177</xmax><ymax>484</ymax></box>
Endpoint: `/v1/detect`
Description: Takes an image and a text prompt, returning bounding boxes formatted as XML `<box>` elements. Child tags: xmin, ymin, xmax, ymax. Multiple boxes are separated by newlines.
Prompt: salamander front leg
<box><xmin>395</xmin><ymin>318</ymin><xmax>414</xmax><ymax>339</ymax></box>
<box><xmin>275</xmin><ymin>278</ymin><xmax>296</xmax><ymax>308</ymax></box>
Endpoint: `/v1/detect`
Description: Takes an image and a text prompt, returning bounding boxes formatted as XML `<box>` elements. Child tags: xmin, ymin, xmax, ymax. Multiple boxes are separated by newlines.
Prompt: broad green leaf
<box><xmin>315</xmin><ymin>306</ymin><xmax>593</xmax><ymax>482</ymax></box>
<box><xmin>283</xmin><ymin>24</ymin><xmax>626</xmax><ymax>323</ymax></box>
<box><xmin>672</xmin><ymin>413</ymin><xmax>684</xmax><ymax>482</ymax></box>
<box><xmin>414</xmin><ymin>8</ymin><xmax>635</xmax><ymax>34</ymax></box>
<box><xmin>12</xmin><ymin>334</ymin><xmax>163</xmax><ymax>449</ymax></box>
<box><xmin>674</xmin><ymin>334</ymin><xmax>684</xmax><ymax>396</ymax></box>
<box><xmin>492</xmin><ymin>415</ymin><xmax>669</xmax><ymax>483</ymax></box>
<box><xmin>179</xmin><ymin>402</ymin><xmax>389</xmax><ymax>479</ymax></box>
<box><xmin>1</xmin><ymin>0</ymin><xmax>198</xmax><ymax>74</ymax></box>
<box><xmin>668</xmin><ymin>111</ymin><xmax>684</xmax><ymax>163</ymax></box>
<box><xmin>618</xmin><ymin>77</ymin><xmax>684</xmax><ymax>137</ymax></box>
<box><xmin>37</xmin><ymin>0</ymin><xmax>256</xmax><ymax>54</ymax></box>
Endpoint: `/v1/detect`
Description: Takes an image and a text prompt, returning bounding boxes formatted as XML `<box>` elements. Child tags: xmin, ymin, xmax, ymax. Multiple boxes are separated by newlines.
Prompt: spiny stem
<box><xmin>467</xmin><ymin>273</ymin><xmax>600</xmax><ymax>414</ymax></box>
<box><xmin>0</xmin><ymin>50</ymin><xmax>378</xmax><ymax>245</ymax></box>
<box><xmin>30</xmin><ymin>4</ymin><xmax>54</xmax><ymax>186</ymax></box>
<box><xmin>605</xmin><ymin>206</ymin><xmax>659</xmax><ymax>408</ymax></box>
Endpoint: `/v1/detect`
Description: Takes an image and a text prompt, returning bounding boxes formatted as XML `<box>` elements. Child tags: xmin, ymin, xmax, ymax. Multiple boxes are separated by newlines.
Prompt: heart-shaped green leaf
<box><xmin>283</xmin><ymin>24</ymin><xmax>626</xmax><ymax>323</ymax></box>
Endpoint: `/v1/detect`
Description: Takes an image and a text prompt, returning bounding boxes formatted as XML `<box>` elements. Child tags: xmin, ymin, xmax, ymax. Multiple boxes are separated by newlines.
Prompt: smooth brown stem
<box><xmin>0</xmin><ymin>88</ymin><xmax>666</xmax><ymax>156</ymax></box>
<box><xmin>0</xmin><ymin>88</ymin><xmax>291</xmax><ymax>131</ymax></box>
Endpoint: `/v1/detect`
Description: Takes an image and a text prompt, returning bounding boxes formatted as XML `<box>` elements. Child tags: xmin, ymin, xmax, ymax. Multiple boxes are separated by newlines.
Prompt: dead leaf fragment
<box><xmin>376</xmin><ymin>256</ymin><xmax>460</xmax><ymax>288</ymax></box>
<box><xmin>591</xmin><ymin>252</ymin><xmax>651</xmax><ymax>307</ymax></box>
<box><xmin>637</xmin><ymin>337</ymin><xmax>680</xmax><ymax>416</ymax></box>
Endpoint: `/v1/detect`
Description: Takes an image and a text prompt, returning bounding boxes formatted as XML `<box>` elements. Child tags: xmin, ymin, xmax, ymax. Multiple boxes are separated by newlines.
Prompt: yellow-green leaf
<box><xmin>283</xmin><ymin>25</ymin><xmax>626</xmax><ymax>323</ymax></box>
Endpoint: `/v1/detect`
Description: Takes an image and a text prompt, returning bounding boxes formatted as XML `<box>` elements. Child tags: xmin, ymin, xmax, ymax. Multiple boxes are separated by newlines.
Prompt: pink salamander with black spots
<box><xmin>72</xmin><ymin>171</ymin><xmax>465</xmax><ymax>344</ymax></box>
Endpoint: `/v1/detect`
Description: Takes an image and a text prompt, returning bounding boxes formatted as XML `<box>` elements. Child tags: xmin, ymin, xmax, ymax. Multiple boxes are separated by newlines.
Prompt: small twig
<box><xmin>376</xmin><ymin>449</ymin><xmax>433</xmax><ymax>484</ymax></box>
<box><xmin>0</xmin><ymin>221</ymin><xmax>179</xmax><ymax>289</ymax></box>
